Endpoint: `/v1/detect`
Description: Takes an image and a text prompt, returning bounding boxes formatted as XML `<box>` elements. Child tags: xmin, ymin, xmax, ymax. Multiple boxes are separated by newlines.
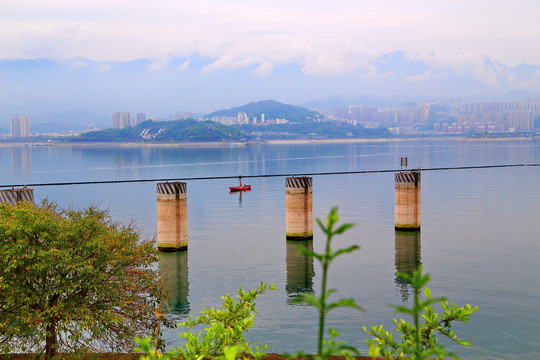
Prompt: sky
<box><xmin>1</xmin><ymin>0</ymin><xmax>540</xmax><ymax>120</ymax></box>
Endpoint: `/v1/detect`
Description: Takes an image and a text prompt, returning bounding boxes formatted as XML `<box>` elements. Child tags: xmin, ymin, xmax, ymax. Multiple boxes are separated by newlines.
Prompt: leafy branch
<box><xmin>364</xmin><ymin>266</ymin><xmax>478</xmax><ymax>360</ymax></box>
<box><xmin>293</xmin><ymin>207</ymin><xmax>363</xmax><ymax>359</ymax></box>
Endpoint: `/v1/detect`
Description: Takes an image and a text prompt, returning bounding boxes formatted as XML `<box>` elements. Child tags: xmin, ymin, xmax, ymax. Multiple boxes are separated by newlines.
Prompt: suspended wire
<box><xmin>1</xmin><ymin>163</ymin><xmax>538</xmax><ymax>188</ymax></box>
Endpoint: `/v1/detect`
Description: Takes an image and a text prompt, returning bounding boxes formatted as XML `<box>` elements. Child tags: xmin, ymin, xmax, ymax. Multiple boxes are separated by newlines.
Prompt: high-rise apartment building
<box><xmin>449</xmin><ymin>99</ymin><xmax>461</xmax><ymax>118</ymax></box>
<box><xmin>125</xmin><ymin>113</ymin><xmax>135</xmax><ymax>127</ymax></box>
<box><xmin>506</xmin><ymin>110</ymin><xmax>532</xmax><ymax>131</ymax></box>
<box><xmin>136</xmin><ymin>113</ymin><xmax>146</xmax><ymax>125</ymax></box>
<box><xmin>112</xmin><ymin>112</ymin><xmax>122</xmax><ymax>129</ymax></box>
<box><xmin>10</xmin><ymin>116</ymin><xmax>30</xmax><ymax>138</ymax></box>
<box><xmin>112</xmin><ymin>112</ymin><xmax>137</xmax><ymax>129</ymax></box>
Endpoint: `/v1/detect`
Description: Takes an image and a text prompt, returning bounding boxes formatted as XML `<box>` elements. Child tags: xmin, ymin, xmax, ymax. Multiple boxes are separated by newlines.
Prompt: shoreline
<box><xmin>0</xmin><ymin>136</ymin><xmax>536</xmax><ymax>148</ymax></box>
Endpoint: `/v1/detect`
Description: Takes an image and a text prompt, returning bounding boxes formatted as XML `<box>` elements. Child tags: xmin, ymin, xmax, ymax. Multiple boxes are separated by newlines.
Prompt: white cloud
<box><xmin>179</xmin><ymin>60</ymin><xmax>190</xmax><ymax>71</ymax></box>
<box><xmin>505</xmin><ymin>73</ymin><xmax>538</xmax><ymax>88</ymax></box>
<box><xmin>405</xmin><ymin>70</ymin><xmax>436</xmax><ymax>83</ymax></box>
<box><xmin>407</xmin><ymin>51</ymin><xmax>501</xmax><ymax>85</ymax></box>
<box><xmin>98</xmin><ymin>63</ymin><xmax>111</xmax><ymax>71</ymax></box>
<box><xmin>356</xmin><ymin>70</ymin><xmax>393</xmax><ymax>80</ymax></box>
<box><xmin>72</xmin><ymin>60</ymin><xmax>87</xmax><ymax>68</ymax></box>
<box><xmin>254</xmin><ymin>62</ymin><xmax>274</xmax><ymax>76</ymax></box>
<box><xmin>203</xmin><ymin>56</ymin><xmax>247</xmax><ymax>72</ymax></box>
<box><xmin>146</xmin><ymin>58</ymin><xmax>169</xmax><ymax>72</ymax></box>
<box><xmin>1</xmin><ymin>0</ymin><xmax>540</xmax><ymax>73</ymax></box>
<box><xmin>301</xmin><ymin>41</ymin><xmax>378</xmax><ymax>76</ymax></box>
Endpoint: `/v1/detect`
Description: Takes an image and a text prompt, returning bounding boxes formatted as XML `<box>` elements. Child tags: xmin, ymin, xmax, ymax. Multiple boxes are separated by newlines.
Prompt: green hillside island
<box><xmin>68</xmin><ymin>119</ymin><xmax>389</xmax><ymax>143</ymax></box>
<box><xmin>205</xmin><ymin>99</ymin><xmax>319</xmax><ymax>123</ymax></box>
<box><xmin>204</xmin><ymin>99</ymin><xmax>390</xmax><ymax>139</ymax></box>
<box><xmin>73</xmin><ymin>119</ymin><xmax>243</xmax><ymax>142</ymax></box>
<box><xmin>64</xmin><ymin>100</ymin><xmax>390</xmax><ymax>142</ymax></box>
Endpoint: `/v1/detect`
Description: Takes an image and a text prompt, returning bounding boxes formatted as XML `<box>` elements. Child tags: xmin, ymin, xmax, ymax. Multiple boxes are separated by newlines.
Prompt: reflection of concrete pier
<box><xmin>286</xmin><ymin>240</ymin><xmax>315</xmax><ymax>299</ymax></box>
<box><xmin>394</xmin><ymin>230</ymin><xmax>421</xmax><ymax>302</ymax></box>
<box><xmin>158</xmin><ymin>251</ymin><xmax>190</xmax><ymax>315</ymax></box>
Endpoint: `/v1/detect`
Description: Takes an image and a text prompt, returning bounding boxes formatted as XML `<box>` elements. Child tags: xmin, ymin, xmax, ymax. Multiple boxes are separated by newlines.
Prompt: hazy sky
<box><xmin>1</xmin><ymin>0</ymin><xmax>540</xmax><ymax>117</ymax></box>
<box><xmin>3</xmin><ymin>1</ymin><xmax>540</xmax><ymax>68</ymax></box>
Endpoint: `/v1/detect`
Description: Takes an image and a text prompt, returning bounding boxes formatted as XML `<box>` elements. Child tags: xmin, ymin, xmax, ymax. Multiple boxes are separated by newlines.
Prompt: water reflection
<box><xmin>229</xmin><ymin>189</ymin><xmax>251</xmax><ymax>207</ymax></box>
<box><xmin>394</xmin><ymin>230</ymin><xmax>421</xmax><ymax>302</ymax></box>
<box><xmin>286</xmin><ymin>240</ymin><xmax>315</xmax><ymax>301</ymax></box>
<box><xmin>159</xmin><ymin>251</ymin><xmax>190</xmax><ymax>315</ymax></box>
<box><xmin>11</xmin><ymin>147</ymin><xmax>32</xmax><ymax>173</ymax></box>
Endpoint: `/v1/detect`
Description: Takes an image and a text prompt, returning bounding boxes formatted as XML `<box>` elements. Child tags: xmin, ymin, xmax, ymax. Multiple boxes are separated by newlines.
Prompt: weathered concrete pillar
<box><xmin>0</xmin><ymin>186</ymin><xmax>34</xmax><ymax>205</ymax></box>
<box><xmin>159</xmin><ymin>251</ymin><xmax>190</xmax><ymax>315</ymax></box>
<box><xmin>394</xmin><ymin>230</ymin><xmax>421</xmax><ymax>301</ymax></box>
<box><xmin>286</xmin><ymin>177</ymin><xmax>313</xmax><ymax>239</ymax></box>
<box><xmin>157</xmin><ymin>182</ymin><xmax>187</xmax><ymax>251</ymax></box>
<box><xmin>395</xmin><ymin>171</ymin><xmax>420</xmax><ymax>230</ymax></box>
<box><xmin>286</xmin><ymin>240</ymin><xmax>315</xmax><ymax>299</ymax></box>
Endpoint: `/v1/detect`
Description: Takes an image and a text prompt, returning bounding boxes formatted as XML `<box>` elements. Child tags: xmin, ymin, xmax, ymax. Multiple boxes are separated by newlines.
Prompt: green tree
<box><xmin>0</xmin><ymin>200</ymin><xmax>168</xmax><ymax>359</ymax></box>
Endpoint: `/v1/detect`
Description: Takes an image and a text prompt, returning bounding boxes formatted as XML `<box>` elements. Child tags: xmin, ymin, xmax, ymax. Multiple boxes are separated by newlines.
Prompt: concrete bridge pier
<box><xmin>285</xmin><ymin>177</ymin><xmax>313</xmax><ymax>239</ymax></box>
<box><xmin>157</xmin><ymin>182</ymin><xmax>188</xmax><ymax>251</ymax></box>
<box><xmin>0</xmin><ymin>186</ymin><xmax>34</xmax><ymax>205</ymax></box>
<box><xmin>395</xmin><ymin>170</ymin><xmax>421</xmax><ymax>231</ymax></box>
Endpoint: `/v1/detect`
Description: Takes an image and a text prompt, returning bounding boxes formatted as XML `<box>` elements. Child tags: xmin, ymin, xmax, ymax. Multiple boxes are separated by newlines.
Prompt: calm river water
<box><xmin>2</xmin><ymin>139</ymin><xmax>539</xmax><ymax>359</ymax></box>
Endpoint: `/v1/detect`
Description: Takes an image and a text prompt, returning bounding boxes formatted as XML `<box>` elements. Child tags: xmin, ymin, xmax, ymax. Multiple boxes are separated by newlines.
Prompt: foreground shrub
<box><xmin>0</xmin><ymin>200</ymin><xmax>168</xmax><ymax>359</ymax></box>
<box><xmin>174</xmin><ymin>282</ymin><xmax>275</xmax><ymax>360</ymax></box>
<box><xmin>364</xmin><ymin>266</ymin><xmax>478</xmax><ymax>360</ymax></box>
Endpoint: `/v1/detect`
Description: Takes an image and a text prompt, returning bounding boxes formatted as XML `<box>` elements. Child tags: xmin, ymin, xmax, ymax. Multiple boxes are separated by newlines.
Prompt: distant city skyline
<box><xmin>3</xmin><ymin>95</ymin><xmax>540</xmax><ymax>139</ymax></box>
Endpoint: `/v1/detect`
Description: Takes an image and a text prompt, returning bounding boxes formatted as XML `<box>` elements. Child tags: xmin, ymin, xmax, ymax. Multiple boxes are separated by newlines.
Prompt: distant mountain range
<box><xmin>30</xmin><ymin>111</ymin><xmax>110</xmax><ymax>133</ymax></box>
<box><xmin>2</xmin><ymin>51</ymin><xmax>539</xmax><ymax>121</ymax></box>
<box><xmin>205</xmin><ymin>100</ymin><xmax>319</xmax><ymax>122</ymax></box>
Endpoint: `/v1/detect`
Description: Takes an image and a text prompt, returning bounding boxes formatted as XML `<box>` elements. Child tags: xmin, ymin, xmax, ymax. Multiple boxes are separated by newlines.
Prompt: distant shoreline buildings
<box><xmin>208</xmin><ymin>112</ymin><xmax>291</xmax><ymax>125</ymax></box>
<box><xmin>109</xmin><ymin>98</ymin><xmax>540</xmax><ymax>136</ymax></box>
<box><xmin>332</xmin><ymin>98</ymin><xmax>540</xmax><ymax>135</ymax></box>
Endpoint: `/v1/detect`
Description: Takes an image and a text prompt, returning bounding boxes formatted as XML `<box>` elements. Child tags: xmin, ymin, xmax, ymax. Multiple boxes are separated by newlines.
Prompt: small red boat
<box><xmin>229</xmin><ymin>177</ymin><xmax>251</xmax><ymax>192</ymax></box>
<box><xmin>229</xmin><ymin>184</ymin><xmax>251</xmax><ymax>191</ymax></box>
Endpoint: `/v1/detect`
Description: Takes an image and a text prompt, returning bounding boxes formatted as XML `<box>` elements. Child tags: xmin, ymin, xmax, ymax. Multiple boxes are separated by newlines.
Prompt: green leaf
<box><xmin>333</xmin><ymin>223</ymin><xmax>355</xmax><ymax>235</ymax></box>
<box><xmin>327</xmin><ymin>298</ymin><xmax>365</xmax><ymax>312</ymax></box>
<box><xmin>297</xmin><ymin>246</ymin><xmax>324</xmax><ymax>261</ymax></box>
<box><xmin>329</xmin><ymin>245</ymin><xmax>360</xmax><ymax>260</ymax></box>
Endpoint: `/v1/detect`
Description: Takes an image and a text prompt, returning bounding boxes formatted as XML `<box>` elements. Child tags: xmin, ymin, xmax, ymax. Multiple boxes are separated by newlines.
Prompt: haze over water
<box><xmin>2</xmin><ymin>139</ymin><xmax>540</xmax><ymax>359</ymax></box>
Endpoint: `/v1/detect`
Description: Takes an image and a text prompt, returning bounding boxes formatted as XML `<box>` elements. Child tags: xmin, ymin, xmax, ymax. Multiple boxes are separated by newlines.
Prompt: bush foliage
<box><xmin>0</xmin><ymin>201</ymin><xmax>168</xmax><ymax>359</ymax></box>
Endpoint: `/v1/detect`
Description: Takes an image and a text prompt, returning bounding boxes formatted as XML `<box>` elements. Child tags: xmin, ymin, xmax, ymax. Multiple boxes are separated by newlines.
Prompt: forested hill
<box><xmin>73</xmin><ymin>119</ymin><xmax>244</xmax><ymax>142</ymax></box>
<box><xmin>205</xmin><ymin>100</ymin><xmax>319</xmax><ymax>123</ymax></box>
